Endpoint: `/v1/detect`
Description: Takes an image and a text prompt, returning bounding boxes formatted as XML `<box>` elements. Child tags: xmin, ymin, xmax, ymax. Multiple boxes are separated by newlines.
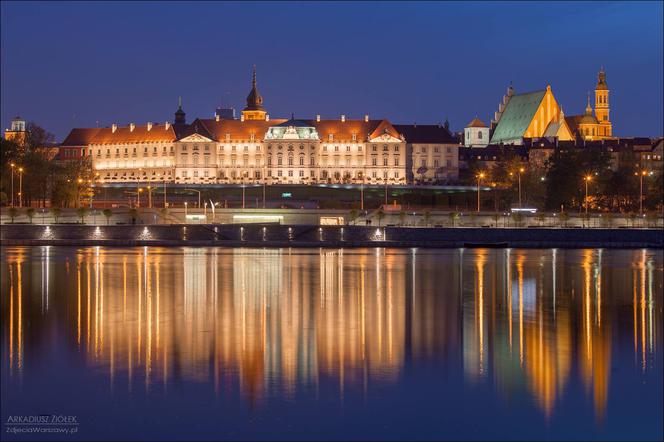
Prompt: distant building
<box><xmin>215</xmin><ymin>107</ymin><xmax>236</xmax><ymax>120</ymax></box>
<box><xmin>4</xmin><ymin>116</ymin><xmax>27</xmax><ymax>145</ymax></box>
<box><xmin>464</xmin><ymin>118</ymin><xmax>489</xmax><ymax>147</ymax></box>
<box><xmin>394</xmin><ymin>124</ymin><xmax>460</xmax><ymax>183</ymax></box>
<box><xmin>564</xmin><ymin>68</ymin><xmax>612</xmax><ymax>140</ymax></box>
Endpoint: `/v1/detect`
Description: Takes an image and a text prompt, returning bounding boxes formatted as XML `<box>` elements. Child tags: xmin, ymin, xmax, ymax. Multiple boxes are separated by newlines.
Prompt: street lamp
<box><xmin>10</xmin><ymin>163</ymin><xmax>15</xmax><ymax>207</ymax></box>
<box><xmin>146</xmin><ymin>185</ymin><xmax>153</xmax><ymax>208</ymax></box>
<box><xmin>138</xmin><ymin>187</ymin><xmax>144</xmax><ymax>209</ymax></box>
<box><xmin>476</xmin><ymin>172</ymin><xmax>485</xmax><ymax>212</ymax></box>
<box><xmin>18</xmin><ymin>167</ymin><xmax>24</xmax><ymax>208</ymax></box>
<box><xmin>184</xmin><ymin>188</ymin><xmax>201</xmax><ymax>208</ymax></box>
<box><xmin>510</xmin><ymin>167</ymin><xmax>525</xmax><ymax>208</ymax></box>
<box><xmin>635</xmin><ymin>170</ymin><xmax>650</xmax><ymax>215</ymax></box>
<box><xmin>184</xmin><ymin>201</ymin><xmax>188</xmax><ymax>216</ymax></box>
<box><xmin>76</xmin><ymin>177</ymin><xmax>83</xmax><ymax>208</ymax></box>
<box><xmin>583</xmin><ymin>175</ymin><xmax>593</xmax><ymax>215</ymax></box>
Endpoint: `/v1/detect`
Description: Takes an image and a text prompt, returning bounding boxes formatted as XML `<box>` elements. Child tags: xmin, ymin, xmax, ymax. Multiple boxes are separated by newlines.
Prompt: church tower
<box><xmin>594</xmin><ymin>67</ymin><xmax>611</xmax><ymax>137</ymax></box>
<box><xmin>241</xmin><ymin>65</ymin><xmax>267</xmax><ymax>121</ymax></box>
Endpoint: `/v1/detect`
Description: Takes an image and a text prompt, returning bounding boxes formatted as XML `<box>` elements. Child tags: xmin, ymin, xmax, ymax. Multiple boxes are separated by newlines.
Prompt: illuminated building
<box><xmin>4</xmin><ymin>116</ymin><xmax>27</xmax><ymax>145</ymax></box>
<box><xmin>490</xmin><ymin>68</ymin><xmax>613</xmax><ymax>144</ymax></box>
<box><xmin>58</xmin><ymin>68</ymin><xmax>459</xmax><ymax>185</ymax></box>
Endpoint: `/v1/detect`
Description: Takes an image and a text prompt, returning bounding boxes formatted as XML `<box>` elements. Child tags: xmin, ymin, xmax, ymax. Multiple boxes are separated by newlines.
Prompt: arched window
<box><xmin>478</xmin><ymin>131</ymin><xmax>483</xmax><ymax>139</ymax></box>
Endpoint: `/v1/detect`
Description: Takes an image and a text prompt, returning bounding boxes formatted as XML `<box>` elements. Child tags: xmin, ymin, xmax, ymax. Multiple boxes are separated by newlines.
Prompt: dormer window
<box><xmin>328</xmin><ymin>134</ymin><xmax>333</xmax><ymax>141</ymax></box>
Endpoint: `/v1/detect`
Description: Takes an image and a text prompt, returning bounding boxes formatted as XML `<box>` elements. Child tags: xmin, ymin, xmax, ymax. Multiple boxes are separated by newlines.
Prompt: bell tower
<box><xmin>594</xmin><ymin>67</ymin><xmax>611</xmax><ymax>137</ymax></box>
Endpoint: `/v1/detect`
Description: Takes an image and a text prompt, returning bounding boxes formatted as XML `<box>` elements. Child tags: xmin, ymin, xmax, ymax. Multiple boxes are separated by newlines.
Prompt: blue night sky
<box><xmin>1</xmin><ymin>1</ymin><xmax>662</xmax><ymax>141</ymax></box>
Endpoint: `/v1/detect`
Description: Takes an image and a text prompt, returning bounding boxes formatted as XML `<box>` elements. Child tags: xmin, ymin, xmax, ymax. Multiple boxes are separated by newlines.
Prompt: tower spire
<box><xmin>252</xmin><ymin>65</ymin><xmax>257</xmax><ymax>88</ymax></box>
<box><xmin>585</xmin><ymin>91</ymin><xmax>592</xmax><ymax>115</ymax></box>
<box><xmin>242</xmin><ymin>64</ymin><xmax>266</xmax><ymax>120</ymax></box>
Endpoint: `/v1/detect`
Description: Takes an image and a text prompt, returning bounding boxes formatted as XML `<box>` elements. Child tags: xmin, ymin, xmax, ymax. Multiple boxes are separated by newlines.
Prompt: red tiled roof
<box><xmin>61</xmin><ymin>124</ymin><xmax>177</xmax><ymax>146</ymax></box>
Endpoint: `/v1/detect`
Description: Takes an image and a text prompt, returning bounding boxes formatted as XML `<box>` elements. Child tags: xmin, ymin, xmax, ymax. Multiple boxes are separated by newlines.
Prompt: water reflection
<box><xmin>1</xmin><ymin>247</ymin><xmax>662</xmax><ymax>426</ymax></box>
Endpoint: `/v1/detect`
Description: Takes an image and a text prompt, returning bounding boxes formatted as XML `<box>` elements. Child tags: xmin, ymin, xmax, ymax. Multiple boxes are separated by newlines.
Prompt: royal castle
<box><xmin>45</xmin><ymin>67</ymin><xmax>614</xmax><ymax>185</ymax></box>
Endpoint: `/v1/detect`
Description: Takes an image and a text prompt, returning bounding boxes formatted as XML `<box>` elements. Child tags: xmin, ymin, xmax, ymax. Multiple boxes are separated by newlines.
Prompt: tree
<box><xmin>8</xmin><ymin>207</ymin><xmax>19</xmax><ymax>223</ymax></box>
<box><xmin>76</xmin><ymin>207</ymin><xmax>88</xmax><ymax>224</ymax></box>
<box><xmin>50</xmin><ymin>207</ymin><xmax>61</xmax><ymax>223</ymax></box>
<box><xmin>448</xmin><ymin>212</ymin><xmax>460</xmax><ymax>227</ymax></box>
<box><xmin>26</xmin><ymin>207</ymin><xmax>35</xmax><ymax>224</ymax></box>
<box><xmin>102</xmin><ymin>209</ymin><xmax>113</xmax><ymax>225</ymax></box>
<box><xmin>376</xmin><ymin>209</ymin><xmax>385</xmax><ymax>226</ymax></box>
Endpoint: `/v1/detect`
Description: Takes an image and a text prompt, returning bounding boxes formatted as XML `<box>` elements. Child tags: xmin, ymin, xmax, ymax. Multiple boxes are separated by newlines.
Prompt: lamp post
<box><xmin>634</xmin><ymin>170</ymin><xmax>649</xmax><ymax>215</ymax></box>
<box><xmin>476</xmin><ymin>172</ymin><xmax>485</xmax><ymax>212</ymax></box>
<box><xmin>584</xmin><ymin>175</ymin><xmax>593</xmax><ymax>215</ymax></box>
<box><xmin>138</xmin><ymin>188</ymin><xmax>144</xmax><ymax>209</ymax></box>
<box><xmin>183</xmin><ymin>188</ymin><xmax>201</xmax><ymax>208</ymax></box>
<box><xmin>517</xmin><ymin>167</ymin><xmax>524</xmax><ymax>208</ymax></box>
<box><xmin>262</xmin><ymin>165</ymin><xmax>267</xmax><ymax>209</ymax></box>
<box><xmin>10</xmin><ymin>163</ymin><xmax>15</xmax><ymax>207</ymax></box>
<box><xmin>18</xmin><ymin>167</ymin><xmax>24</xmax><ymax>208</ymax></box>
<box><xmin>76</xmin><ymin>177</ymin><xmax>83</xmax><ymax>208</ymax></box>
<box><xmin>184</xmin><ymin>201</ymin><xmax>188</xmax><ymax>216</ymax></box>
<box><xmin>360</xmin><ymin>173</ymin><xmax>365</xmax><ymax>211</ymax></box>
<box><xmin>147</xmin><ymin>185</ymin><xmax>153</xmax><ymax>208</ymax></box>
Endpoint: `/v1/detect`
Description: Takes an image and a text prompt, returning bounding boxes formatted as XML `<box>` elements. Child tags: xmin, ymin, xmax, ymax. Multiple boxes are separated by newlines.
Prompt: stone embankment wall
<box><xmin>2</xmin><ymin>224</ymin><xmax>662</xmax><ymax>249</ymax></box>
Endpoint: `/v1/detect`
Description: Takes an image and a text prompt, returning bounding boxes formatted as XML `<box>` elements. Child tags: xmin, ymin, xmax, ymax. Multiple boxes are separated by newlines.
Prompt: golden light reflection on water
<box><xmin>1</xmin><ymin>247</ymin><xmax>661</xmax><ymax>419</ymax></box>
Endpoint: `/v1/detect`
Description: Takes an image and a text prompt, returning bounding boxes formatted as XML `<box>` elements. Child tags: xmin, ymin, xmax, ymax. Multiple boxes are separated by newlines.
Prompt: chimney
<box><xmin>240</xmin><ymin>114</ymin><xmax>245</xmax><ymax>122</ymax></box>
<box><xmin>215</xmin><ymin>114</ymin><xmax>220</xmax><ymax>122</ymax></box>
<box><xmin>147</xmin><ymin>122</ymin><xmax>153</xmax><ymax>131</ymax></box>
<box><xmin>341</xmin><ymin>115</ymin><xmax>346</xmax><ymax>122</ymax></box>
<box><xmin>316</xmin><ymin>114</ymin><xmax>321</xmax><ymax>122</ymax></box>
<box><xmin>165</xmin><ymin>122</ymin><xmax>171</xmax><ymax>130</ymax></box>
<box><xmin>266</xmin><ymin>114</ymin><xmax>270</xmax><ymax>122</ymax></box>
<box><xmin>111</xmin><ymin>124</ymin><xmax>117</xmax><ymax>133</ymax></box>
<box><xmin>129</xmin><ymin>123</ymin><xmax>135</xmax><ymax>132</ymax></box>
<box><xmin>364</xmin><ymin>114</ymin><xmax>369</xmax><ymax>122</ymax></box>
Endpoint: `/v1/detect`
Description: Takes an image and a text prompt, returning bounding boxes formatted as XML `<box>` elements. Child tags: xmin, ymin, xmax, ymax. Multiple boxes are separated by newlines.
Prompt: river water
<box><xmin>1</xmin><ymin>247</ymin><xmax>662</xmax><ymax>440</ymax></box>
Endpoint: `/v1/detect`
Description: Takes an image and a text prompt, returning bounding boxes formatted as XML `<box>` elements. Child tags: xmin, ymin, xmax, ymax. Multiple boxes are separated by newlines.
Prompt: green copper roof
<box><xmin>490</xmin><ymin>90</ymin><xmax>546</xmax><ymax>143</ymax></box>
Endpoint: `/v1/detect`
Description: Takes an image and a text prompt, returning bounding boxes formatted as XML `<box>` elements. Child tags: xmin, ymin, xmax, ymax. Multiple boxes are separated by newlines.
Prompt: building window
<box><xmin>383</xmin><ymin>157</ymin><xmax>388</xmax><ymax>166</ymax></box>
<box><xmin>372</xmin><ymin>157</ymin><xmax>377</xmax><ymax>166</ymax></box>
<box><xmin>288</xmin><ymin>156</ymin><xmax>293</xmax><ymax>166</ymax></box>
<box><xmin>394</xmin><ymin>157</ymin><xmax>399</xmax><ymax>166</ymax></box>
<box><xmin>288</xmin><ymin>170</ymin><xmax>293</xmax><ymax>177</ymax></box>
<box><xmin>204</xmin><ymin>170</ymin><xmax>209</xmax><ymax>178</ymax></box>
<box><xmin>299</xmin><ymin>170</ymin><xmax>304</xmax><ymax>177</ymax></box>
<box><xmin>299</xmin><ymin>156</ymin><xmax>304</xmax><ymax>166</ymax></box>
<box><xmin>478</xmin><ymin>131</ymin><xmax>483</xmax><ymax>139</ymax></box>
<box><xmin>422</xmin><ymin>146</ymin><xmax>427</xmax><ymax>153</ymax></box>
<box><xmin>278</xmin><ymin>157</ymin><xmax>282</xmax><ymax>166</ymax></box>
<box><xmin>182</xmin><ymin>170</ymin><xmax>188</xmax><ymax>178</ymax></box>
<box><xmin>277</xmin><ymin>170</ymin><xmax>282</xmax><ymax>177</ymax></box>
